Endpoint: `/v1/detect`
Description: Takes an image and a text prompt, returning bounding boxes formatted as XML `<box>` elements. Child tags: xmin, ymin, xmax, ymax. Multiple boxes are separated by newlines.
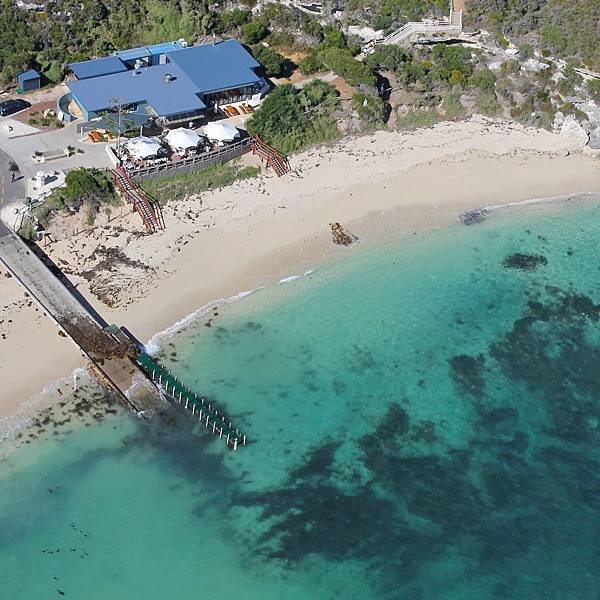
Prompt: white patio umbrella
<box><xmin>202</xmin><ymin>121</ymin><xmax>240</xmax><ymax>142</ymax></box>
<box><xmin>165</xmin><ymin>127</ymin><xmax>201</xmax><ymax>152</ymax></box>
<box><xmin>127</xmin><ymin>136</ymin><xmax>163</xmax><ymax>159</ymax></box>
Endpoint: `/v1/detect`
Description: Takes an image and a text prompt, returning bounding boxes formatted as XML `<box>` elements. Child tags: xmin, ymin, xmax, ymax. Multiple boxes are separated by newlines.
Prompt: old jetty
<box><xmin>0</xmin><ymin>220</ymin><xmax>244</xmax><ymax>449</ymax></box>
<box><xmin>137</xmin><ymin>352</ymin><xmax>246</xmax><ymax>450</ymax></box>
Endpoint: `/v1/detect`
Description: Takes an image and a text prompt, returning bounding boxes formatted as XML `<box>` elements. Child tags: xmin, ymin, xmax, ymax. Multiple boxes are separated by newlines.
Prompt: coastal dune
<box><xmin>1</xmin><ymin>116</ymin><xmax>599</xmax><ymax>428</ymax></box>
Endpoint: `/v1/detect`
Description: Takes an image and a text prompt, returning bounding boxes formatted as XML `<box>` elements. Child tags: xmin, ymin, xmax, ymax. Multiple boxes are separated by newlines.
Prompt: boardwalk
<box><xmin>365</xmin><ymin>0</ymin><xmax>464</xmax><ymax>51</ymax></box>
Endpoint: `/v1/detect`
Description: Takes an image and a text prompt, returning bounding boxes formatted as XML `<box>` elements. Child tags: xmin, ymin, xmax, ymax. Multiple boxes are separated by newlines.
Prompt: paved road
<box><xmin>0</xmin><ymin>148</ymin><xmax>25</xmax><ymax>207</ymax></box>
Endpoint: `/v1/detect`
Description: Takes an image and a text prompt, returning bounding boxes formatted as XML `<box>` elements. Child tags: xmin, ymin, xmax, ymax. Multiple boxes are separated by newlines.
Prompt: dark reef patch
<box><xmin>502</xmin><ymin>253</ymin><xmax>548</xmax><ymax>271</ymax></box>
<box><xmin>448</xmin><ymin>353</ymin><xmax>486</xmax><ymax>398</ymax></box>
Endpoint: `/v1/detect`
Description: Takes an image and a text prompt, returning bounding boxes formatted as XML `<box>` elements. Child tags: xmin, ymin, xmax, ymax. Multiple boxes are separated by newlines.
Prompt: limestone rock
<box><xmin>588</xmin><ymin>128</ymin><xmax>600</xmax><ymax>150</ymax></box>
<box><xmin>559</xmin><ymin>115</ymin><xmax>590</xmax><ymax>148</ymax></box>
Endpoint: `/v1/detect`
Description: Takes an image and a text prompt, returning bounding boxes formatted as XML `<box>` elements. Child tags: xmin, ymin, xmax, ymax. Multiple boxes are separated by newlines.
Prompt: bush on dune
<box><xmin>246</xmin><ymin>81</ymin><xmax>340</xmax><ymax>154</ymax></box>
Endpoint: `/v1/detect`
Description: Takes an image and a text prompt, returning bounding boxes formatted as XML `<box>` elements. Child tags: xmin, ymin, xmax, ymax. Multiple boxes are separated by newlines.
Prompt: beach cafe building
<box><xmin>63</xmin><ymin>39</ymin><xmax>268</xmax><ymax>129</ymax></box>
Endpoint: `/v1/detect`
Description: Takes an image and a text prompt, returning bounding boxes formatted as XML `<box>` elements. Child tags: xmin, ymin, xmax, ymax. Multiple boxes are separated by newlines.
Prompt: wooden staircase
<box><xmin>250</xmin><ymin>135</ymin><xmax>290</xmax><ymax>177</ymax></box>
<box><xmin>111</xmin><ymin>167</ymin><xmax>165</xmax><ymax>234</ymax></box>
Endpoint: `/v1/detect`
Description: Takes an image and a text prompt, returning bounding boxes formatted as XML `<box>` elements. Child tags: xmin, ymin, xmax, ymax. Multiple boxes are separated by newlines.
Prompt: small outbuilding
<box><xmin>17</xmin><ymin>69</ymin><xmax>41</xmax><ymax>92</ymax></box>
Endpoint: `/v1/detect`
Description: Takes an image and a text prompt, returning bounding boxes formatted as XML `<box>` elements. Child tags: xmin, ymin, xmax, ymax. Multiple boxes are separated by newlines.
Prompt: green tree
<box><xmin>366</xmin><ymin>45</ymin><xmax>412</xmax><ymax>74</ymax></box>
<box><xmin>252</xmin><ymin>45</ymin><xmax>288</xmax><ymax>78</ymax></box>
<box><xmin>242</xmin><ymin>21</ymin><xmax>269</xmax><ymax>44</ymax></box>
<box><xmin>322</xmin><ymin>27</ymin><xmax>347</xmax><ymax>49</ymax></box>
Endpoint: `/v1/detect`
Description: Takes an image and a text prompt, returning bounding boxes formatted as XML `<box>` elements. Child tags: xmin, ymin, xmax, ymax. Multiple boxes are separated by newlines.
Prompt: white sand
<box><xmin>1</xmin><ymin>116</ymin><xmax>599</xmax><ymax>424</ymax></box>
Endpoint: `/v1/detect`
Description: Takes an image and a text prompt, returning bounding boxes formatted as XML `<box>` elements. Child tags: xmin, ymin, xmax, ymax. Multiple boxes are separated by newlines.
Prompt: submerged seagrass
<box><xmin>0</xmin><ymin>199</ymin><xmax>599</xmax><ymax>599</ymax></box>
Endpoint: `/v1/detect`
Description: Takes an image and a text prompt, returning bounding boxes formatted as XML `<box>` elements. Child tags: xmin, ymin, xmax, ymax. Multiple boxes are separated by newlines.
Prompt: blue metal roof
<box><xmin>112</xmin><ymin>46</ymin><xmax>151</xmax><ymax>62</ymax></box>
<box><xmin>17</xmin><ymin>69</ymin><xmax>40</xmax><ymax>83</ymax></box>
<box><xmin>68</xmin><ymin>39</ymin><xmax>264</xmax><ymax>119</ymax></box>
<box><xmin>147</xmin><ymin>41</ymin><xmax>184</xmax><ymax>55</ymax></box>
<box><xmin>70</xmin><ymin>56</ymin><xmax>128</xmax><ymax>80</ymax></box>
<box><xmin>68</xmin><ymin>62</ymin><xmax>206</xmax><ymax>116</ymax></box>
<box><xmin>167</xmin><ymin>40</ymin><xmax>262</xmax><ymax>95</ymax></box>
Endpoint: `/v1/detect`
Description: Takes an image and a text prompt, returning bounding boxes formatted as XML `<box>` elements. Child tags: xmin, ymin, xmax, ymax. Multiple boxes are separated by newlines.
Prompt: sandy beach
<box><xmin>1</xmin><ymin>115</ymin><xmax>599</xmax><ymax>429</ymax></box>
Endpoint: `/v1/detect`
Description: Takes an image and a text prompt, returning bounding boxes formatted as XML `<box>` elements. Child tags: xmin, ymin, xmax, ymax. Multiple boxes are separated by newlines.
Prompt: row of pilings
<box><xmin>136</xmin><ymin>352</ymin><xmax>246</xmax><ymax>450</ymax></box>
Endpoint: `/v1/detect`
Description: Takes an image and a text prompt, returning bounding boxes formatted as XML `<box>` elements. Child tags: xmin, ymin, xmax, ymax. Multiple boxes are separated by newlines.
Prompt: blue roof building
<box><xmin>70</xmin><ymin>56</ymin><xmax>128</xmax><ymax>80</ymax></box>
<box><xmin>17</xmin><ymin>69</ymin><xmax>41</xmax><ymax>92</ymax></box>
<box><xmin>67</xmin><ymin>39</ymin><xmax>267</xmax><ymax>126</ymax></box>
<box><xmin>167</xmin><ymin>40</ymin><xmax>261</xmax><ymax>95</ymax></box>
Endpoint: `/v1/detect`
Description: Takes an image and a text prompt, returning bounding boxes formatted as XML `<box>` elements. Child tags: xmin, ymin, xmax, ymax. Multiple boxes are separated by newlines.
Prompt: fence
<box><xmin>127</xmin><ymin>137</ymin><xmax>252</xmax><ymax>182</ymax></box>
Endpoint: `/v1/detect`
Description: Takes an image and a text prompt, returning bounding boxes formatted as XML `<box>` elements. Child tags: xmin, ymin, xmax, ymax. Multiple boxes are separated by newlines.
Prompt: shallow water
<box><xmin>1</xmin><ymin>199</ymin><xmax>599</xmax><ymax>599</ymax></box>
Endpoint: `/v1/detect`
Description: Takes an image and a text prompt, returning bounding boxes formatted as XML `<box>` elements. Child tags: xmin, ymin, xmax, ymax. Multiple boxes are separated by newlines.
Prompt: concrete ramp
<box><xmin>0</xmin><ymin>221</ymin><xmax>163</xmax><ymax>410</ymax></box>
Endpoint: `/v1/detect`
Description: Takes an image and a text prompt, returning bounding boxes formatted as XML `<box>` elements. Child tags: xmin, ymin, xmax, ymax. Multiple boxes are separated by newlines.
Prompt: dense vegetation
<box><xmin>246</xmin><ymin>80</ymin><xmax>340</xmax><ymax>154</ymax></box>
<box><xmin>1</xmin><ymin>0</ymin><xmax>598</xmax><ymax>85</ymax></box>
<box><xmin>344</xmin><ymin>0</ymin><xmax>449</xmax><ymax>31</ymax></box>
<box><xmin>139</xmin><ymin>162</ymin><xmax>260</xmax><ymax>204</ymax></box>
<box><xmin>41</xmin><ymin>168</ymin><xmax>120</xmax><ymax>226</ymax></box>
<box><xmin>466</xmin><ymin>0</ymin><xmax>600</xmax><ymax>69</ymax></box>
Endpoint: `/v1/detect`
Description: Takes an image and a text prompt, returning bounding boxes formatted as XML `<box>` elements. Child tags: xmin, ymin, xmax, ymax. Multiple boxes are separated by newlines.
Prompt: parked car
<box><xmin>0</xmin><ymin>99</ymin><xmax>31</xmax><ymax>117</ymax></box>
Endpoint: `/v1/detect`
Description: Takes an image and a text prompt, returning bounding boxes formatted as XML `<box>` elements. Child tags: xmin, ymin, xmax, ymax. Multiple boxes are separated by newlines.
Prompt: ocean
<box><xmin>1</xmin><ymin>198</ymin><xmax>599</xmax><ymax>599</ymax></box>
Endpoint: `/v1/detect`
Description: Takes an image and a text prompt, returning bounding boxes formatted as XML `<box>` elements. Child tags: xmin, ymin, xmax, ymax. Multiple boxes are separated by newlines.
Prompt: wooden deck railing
<box><xmin>126</xmin><ymin>138</ymin><xmax>252</xmax><ymax>182</ymax></box>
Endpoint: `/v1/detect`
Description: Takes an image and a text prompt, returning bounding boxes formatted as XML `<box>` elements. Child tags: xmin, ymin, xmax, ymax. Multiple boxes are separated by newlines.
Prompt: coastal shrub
<box><xmin>299</xmin><ymin>52</ymin><xmax>323</xmax><ymax>75</ymax></box>
<box><xmin>251</xmin><ymin>45</ymin><xmax>290</xmax><ymax>78</ymax></box>
<box><xmin>558</xmin><ymin>102</ymin><xmax>588</xmax><ymax>122</ymax></box>
<box><xmin>495</xmin><ymin>31</ymin><xmax>510</xmax><ymax>50</ymax></box>
<box><xmin>441</xmin><ymin>91</ymin><xmax>466</xmax><ymax>120</ymax></box>
<box><xmin>242</xmin><ymin>21</ymin><xmax>268</xmax><ymax>44</ymax></box>
<box><xmin>429</xmin><ymin>45</ymin><xmax>473</xmax><ymax>84</ymax></box>
<box><xmin>61</xmin><ymin>168</ymin><xmax>117</xmax><ymax>208</ymax></box>
<box><xmin>43</xmin><ymin>60</ymin><xmax>64</xmax><ymax>84</ymax></box>
<box><xmin>468</xmin><ymin>0</ymin><xmax>600</xmax><ymax>69</ymax></box>
<box><xmin>475</xmin><ymin>90</ymin><xmax>501</xmax><ymax>116</ymax></box>
<box><xmin>518</xmin><ymin>43</ymin><xmax>535</xmax><ymax>61</ymax></box>
<box><xmin>139</xmin><ymin>162</ymin><xmax>260</xmax><ymax>204</ymax></box>
<box><xmin>18</xmin><ymin>221</ymin><xmax>36</xmax><ymax>241</ymax></box>
<box><xmin>33</xmin><ymin>204</ymin><xmax>52</xmax><ymax>228</ymax></box>
<box><xmin>588</xmin><ymin>79</ymin><xmax>600</xmax><ymax>103</ymax></box>
<box><xmin>347</xmin><ymin>0</ymin><xmax>448</xmax><ymax>30</ymax></box>
<box><xmin>470</xmin><ymin>68</ymin><xmax>496</xmax><ymax>92</ymax></box>
<box><xmin>321</xmin><ymin>27</ymin><xmax>348</xmax><ymax>50</ymax></box>
<box><xmin>316</xmin><ymin>48</ymin><xmax>376</xmax><ymax>87</ymax></box>
<box><xmin>366</xmin><ymin>45</ymin><xmax>412</xmax><ymax>75</ymax></box>
<box><xmin>266</xmin><ymin>32</ymin><xmax>295</xmax><ymax>50</ymax></box>
<box><xmin>45</xmin><ymin>168</ymin><xmax>120</xmax><ymax>224</ymax></box>
<box><xmin>395</xmin><ymin>107</ymin><xmax>441</xmax><ymax>130</ymax></box>
<box><xmin>246</xmin><ymin>81</ymin><xmax>339</xmax><ymax>154</ymax></box>
<box><xmin>353</xmin><ymin>92</ymin><xmax>387</xmax><ymax>129</ymax></box>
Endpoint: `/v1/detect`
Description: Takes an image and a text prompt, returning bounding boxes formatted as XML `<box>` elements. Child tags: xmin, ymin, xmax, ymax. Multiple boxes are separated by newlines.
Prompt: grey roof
<box><xmin>70</xmin><ymin>56</ymin><xmax>128</xmax><ymax>80</ymax></box>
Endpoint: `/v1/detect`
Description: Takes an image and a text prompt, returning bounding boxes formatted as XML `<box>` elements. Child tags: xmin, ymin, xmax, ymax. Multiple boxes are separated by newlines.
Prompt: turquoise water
<box><xmin>1</xmin><ymin>199</ymin><xmax>599</xmax><ymax>599</ymax></box>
